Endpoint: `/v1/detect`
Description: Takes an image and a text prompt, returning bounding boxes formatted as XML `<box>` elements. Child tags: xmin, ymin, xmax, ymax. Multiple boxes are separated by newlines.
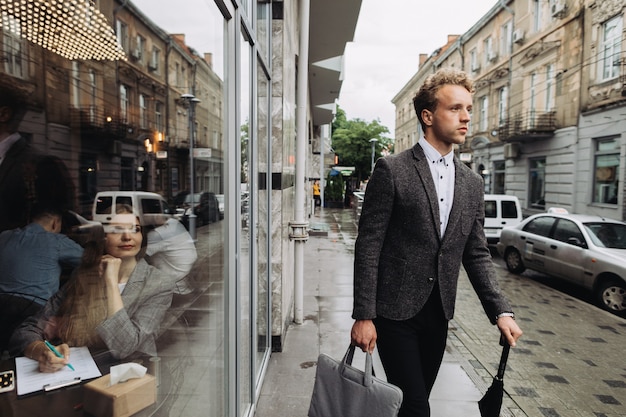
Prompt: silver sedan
<box><xmin>497</xmin><ymin>212</ymin><xmax>626</xmax><ymax>316</ymax></box>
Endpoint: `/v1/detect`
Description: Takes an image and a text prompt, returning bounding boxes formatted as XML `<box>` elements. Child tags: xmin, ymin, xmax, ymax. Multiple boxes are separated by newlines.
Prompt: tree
<box><xmin>331</xmin><ymin>106</ymin><xmax>393</xmax><ymax>183</ymax></box>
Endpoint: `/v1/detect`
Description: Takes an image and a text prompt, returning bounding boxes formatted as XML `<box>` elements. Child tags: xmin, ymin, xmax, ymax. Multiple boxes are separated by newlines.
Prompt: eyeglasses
<box><xmin>103</xmin><ymin>224</ymin><xmax>142</xmax><ymax>234</ymax></box>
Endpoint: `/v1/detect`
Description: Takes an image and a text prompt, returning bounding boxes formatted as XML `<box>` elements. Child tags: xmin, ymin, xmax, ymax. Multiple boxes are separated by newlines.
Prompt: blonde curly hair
<box><xmin>413</xmin><ymin>68</ymin><xmax>475</xmax><ymax>131</ymax></box>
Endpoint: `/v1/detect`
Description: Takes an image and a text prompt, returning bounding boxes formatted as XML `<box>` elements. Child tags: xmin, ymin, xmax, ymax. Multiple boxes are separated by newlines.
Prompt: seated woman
<box><xmin>9</xmin><ymin>204</ymin><xmax>176</xmax><ymax>372</ymax></box>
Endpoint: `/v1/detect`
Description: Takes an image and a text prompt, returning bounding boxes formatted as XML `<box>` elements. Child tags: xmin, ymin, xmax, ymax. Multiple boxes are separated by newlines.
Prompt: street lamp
<box><xmin>181</xmin><ymin>93</ymin><xmax>201</xmax><ymax>240</ymax></box>
<box><xmin>369</xmin><ymin>138</ymin><xmax>378</xmax><ymax>174</ymax></box>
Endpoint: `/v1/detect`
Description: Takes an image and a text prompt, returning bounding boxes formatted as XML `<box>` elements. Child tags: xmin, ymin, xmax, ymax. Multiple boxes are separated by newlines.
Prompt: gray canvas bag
<box><xmin>308</xmin><ymin>345</ymin><xmax>403</xmax><ymax>417</ymax></box>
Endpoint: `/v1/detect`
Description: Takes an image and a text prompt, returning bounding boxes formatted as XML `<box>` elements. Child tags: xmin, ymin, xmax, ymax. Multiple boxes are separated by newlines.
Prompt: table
<box><xmin>0</xmin><ymin>354</ymin><xmax>171</xmax><ymax>417</ymax></box>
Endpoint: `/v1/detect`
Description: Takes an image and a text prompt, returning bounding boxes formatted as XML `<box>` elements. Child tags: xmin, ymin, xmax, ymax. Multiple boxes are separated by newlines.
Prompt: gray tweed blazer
<box><xmin>352</xmin><ymin>143</ymin><xmax>512</xmax><ymax>324</ymax></box>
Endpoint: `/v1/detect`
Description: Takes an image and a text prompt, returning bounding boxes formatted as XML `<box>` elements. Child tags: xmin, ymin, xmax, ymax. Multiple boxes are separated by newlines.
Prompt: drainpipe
<box><xmin>290</xmin><ymin>0</ymin><xmax>310</xmax><ymax>325</ymax></box>
<box><xmin>501</xmin><ymin>0</ymin><xmax>514</xmax><ymax>134</ymax></box>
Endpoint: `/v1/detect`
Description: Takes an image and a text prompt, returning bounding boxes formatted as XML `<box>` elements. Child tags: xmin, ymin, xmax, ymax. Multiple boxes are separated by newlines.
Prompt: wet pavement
<box><xmin>255</xmin><ymin>207</ymin><xmax>626</xmax><ymax>417</ymax></box>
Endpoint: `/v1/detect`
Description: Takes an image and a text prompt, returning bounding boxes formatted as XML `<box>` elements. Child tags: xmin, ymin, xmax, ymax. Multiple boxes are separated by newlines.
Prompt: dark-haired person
<box><xmin>0</xmin><ymin>207</ymin><xmax>83</xmax><ymax>352</ymax></box>
<box><xmin>350</xmin><ymin>68</ymin><xmax>522</xmax><ymax>417</ymax></box>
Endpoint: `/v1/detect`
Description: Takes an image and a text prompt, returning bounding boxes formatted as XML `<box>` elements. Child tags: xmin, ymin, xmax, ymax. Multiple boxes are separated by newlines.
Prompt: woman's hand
<box><xmin>25</xmin><ymin>341</ymin><xmax>71</xmax><ymax>373</ymax></box>
<box><xmin>100</xmin><ymin>254</ymin><xmax>121</xmax><ymax>285</ymax></box>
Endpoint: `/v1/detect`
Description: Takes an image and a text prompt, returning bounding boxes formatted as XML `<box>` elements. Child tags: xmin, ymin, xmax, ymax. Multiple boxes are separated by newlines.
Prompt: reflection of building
<box><xmin>393</xmin><ymin>0</ymin><xmax>625</xmax><ymax>222</ymax></box>
<box><xmin>1</xmin><ymin>0</ymin><xmax>224</xmax><ymax>214</ymax></box>
<box><xmin>1</xmin><ymin>0</ymin><xmax>362</xmax><ymax>415</ymax></box>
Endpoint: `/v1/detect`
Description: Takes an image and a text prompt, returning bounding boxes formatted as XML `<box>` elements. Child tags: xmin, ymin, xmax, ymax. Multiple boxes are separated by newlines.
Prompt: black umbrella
<box><xmin>478</xmin><ymin>340</ymin><xmax>510</xmax><ymax>417</ymax></box>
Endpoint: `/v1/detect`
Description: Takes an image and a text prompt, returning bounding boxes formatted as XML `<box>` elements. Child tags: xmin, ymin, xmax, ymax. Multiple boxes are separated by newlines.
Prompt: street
<box><xmin>455</xmin><ymin>248</ymin><xmax>626</xmax><ymax>417</ymax></box>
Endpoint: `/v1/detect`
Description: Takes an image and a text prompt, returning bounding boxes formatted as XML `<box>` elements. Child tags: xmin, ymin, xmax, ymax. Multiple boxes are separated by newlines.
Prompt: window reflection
<box><xmin>0</xmin><ymin>0</ymin><xmax>227</xmax><ymax>415</ymax></box>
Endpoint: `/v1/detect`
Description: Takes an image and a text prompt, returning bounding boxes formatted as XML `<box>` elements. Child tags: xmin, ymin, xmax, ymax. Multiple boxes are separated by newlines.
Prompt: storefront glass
<box><xmin>0</xmin><ymin>0</ymin><xmax>239</xmax><ymax>415</ymax></box>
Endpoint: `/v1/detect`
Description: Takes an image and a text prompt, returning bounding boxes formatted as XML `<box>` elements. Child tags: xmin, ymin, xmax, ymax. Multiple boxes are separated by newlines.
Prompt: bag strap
<box><xmin>342</xmin><ymin>345</ymin><xmax>376</xmax><ymax>387</ymax></box>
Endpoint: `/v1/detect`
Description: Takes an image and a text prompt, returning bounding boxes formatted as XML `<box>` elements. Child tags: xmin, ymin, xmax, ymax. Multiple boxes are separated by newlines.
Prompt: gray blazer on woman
<box><xmin>352</xmin><ymin>143</ymin><xmax>512</xmax><ymax>324</ymax></box>
<box><xmin>9</xmin><ymin>259</ymin><xmax>174</xmax><ymax>358</ymax></box>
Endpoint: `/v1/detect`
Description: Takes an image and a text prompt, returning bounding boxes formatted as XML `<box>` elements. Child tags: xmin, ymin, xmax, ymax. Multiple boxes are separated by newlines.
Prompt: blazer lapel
<box><xmin>412</xmin><ymin>144</ymin><xmax>441</xmax><ymax>240</ymax></box>
<box><xmin>443</xmin><ymin>157</ymin><xmax>467</xmax><ymax>242</ymax></box>
<box><xmin>121</xmin><ymin>259</ymin><xmax>149</xmax><ymax>306</ymax></box>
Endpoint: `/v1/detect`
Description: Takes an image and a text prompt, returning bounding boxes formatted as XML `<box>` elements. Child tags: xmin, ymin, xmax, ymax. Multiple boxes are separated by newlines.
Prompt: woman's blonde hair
<box><xmin>55</xmin><ymin>204</ymin><xmax>143</xmax><ymax>347</ymax></box>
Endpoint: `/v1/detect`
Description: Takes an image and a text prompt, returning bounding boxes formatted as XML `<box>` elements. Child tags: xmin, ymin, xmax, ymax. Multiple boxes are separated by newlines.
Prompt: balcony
<box><xmin>71</xmin><ymin>107</ymin><xmax>129</xmax><ymax>140</ymax></box>
<box><xmin>498</xmin><ymin>111</ymin><xmax>556</xmax><ymax>142</ymax></box>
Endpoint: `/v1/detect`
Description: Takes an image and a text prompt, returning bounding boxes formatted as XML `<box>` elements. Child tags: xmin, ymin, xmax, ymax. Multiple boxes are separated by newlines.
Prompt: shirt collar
<box><xmin>0</xmin><ymin>132</ymin><xmax>22</xmax><ymax>161</ymax></box>
<box><xmin>418</xmin><ymin>137</ymin><xmax>454</xmax><ymax>166</ymax></box>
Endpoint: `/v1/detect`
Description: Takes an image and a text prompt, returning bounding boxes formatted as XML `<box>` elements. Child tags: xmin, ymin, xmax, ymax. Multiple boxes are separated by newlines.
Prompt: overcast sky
<box><xmin>132</xmin><ymin>0</ymin><xmax>499</xmax><ymax>133</ymax></box>
<box><xmin>339</xmin><ymin>0</ymin><xmax>499</xmax><ymax>133</ymax></box>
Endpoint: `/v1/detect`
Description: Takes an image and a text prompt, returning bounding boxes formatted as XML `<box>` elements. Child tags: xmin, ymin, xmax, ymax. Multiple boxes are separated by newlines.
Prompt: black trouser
<box><xmin>374</xmin><ymin>290</ymin><xmax>448</xmax><ymax>417</ymax></box>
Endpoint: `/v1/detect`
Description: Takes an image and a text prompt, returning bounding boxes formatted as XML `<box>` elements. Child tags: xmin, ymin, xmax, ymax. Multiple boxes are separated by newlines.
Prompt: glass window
<box><xmin>150</xmin><ymin>47</ymin><xmax>160</xmax><ymax>72</ymax></box>
<box><xmin>72</xmin><ymin>62</ymin><xmax>81</xmax><ymax>107</ymax></box>
<box><xmin>500</xmin><ymin>20</ymin><xmax>512</xmax><ymax>56</ymax></box>
<box><xmin>593</xmin><ymin>137</ymin><xmax>620</xmax><ymax>204</ymax></box>
<box><xmin>89</xmin><ymin>69</ymin><xmax>97</xmax><ymax>123</ymax></box>
<box><xmin>498</xmin><ymin>87</ymin><xmax>507</xmax><ymax>126</ymax></box>
<box><xmin>479</xmin><ymin>95</ymin><xmax>488</xmax><ymax>132</ymax></box>
<box><xmin>533</xmin><ymin>0</ymin><xmax>542</xmax><ymax>32</ymax></box>
<box><xmin>601</xmin><ymin>15</ymin><xmax>622</xmax><ymax>81</ymax></box>
<box><xmin>470</xmin><ymin>48</ymin><xmax>479</xmax><ymax>72</ymax></box>
<box><xmin>139</xmin><ymin>94</ymin><xmax>147</xmax><ymax>129</ymax></box>
<box><xmin>120</xmin><ymin>85</ymin><xmax>129</xmax><ymax>123</ymax></box>
<box><xmin>485</xmin><ymin>200</ymin><xmax>497</xmax><ymax>218</ymax></box>
<box><xmin>116</xmin><ymin>19</ymin><xmax>129</xmax><ymax>52</ymax></box>
<box><xmin>529</xmin><ymin>72</ymin><xmax>537</xmax><ymax>125</ymax></box>
<box><xmin>155</xmin><ymin>101</ymin><xmax>163</xmax><ymax>132</ymax></box>
<box><xmin>134</xmin><ymin>35</ymin><xmax>145</xmax><ymax>63</ymax></box>
<box><xmin>0</xmin><ymin>1</ymin><xmax>230</xmax><ymax>415</ymax></box>
<box><xmin>586</xmin><ymin>222</ymin><xmax>626</xmax><ymax>249</ymax></box>
<box><xmin>239</xmin><ymin>27</ymin><xmax>253</xmax><ymax>417</ymax></box>
<box><xmin>529</xmin><ymin>158</ymin><xmax>546</xmax><ymax>209</ymax></box>
<box><xmin>484</xmin><ymin>37</ymin><xmax>494</xmax><ymax>65</ymax></box>
<box><xmin>523</xmin><ymin>216</ymin><xmax>556</xmax><ymax>237</ymax></box>
<box><xmin>553</xmin><ymin>218</ymin><xmax>585</xmax><ymax>246</ymax></box>
<box><xmin>2</xmin><ymin>13</ymin><xmax>25</xmax><ymax>78</ymax></box>
<box><xmin>545</xmin><ymin>64</ymin><xmax>554</xmax><ymax>110</ymax></box>
<box><xmin>501</xmin><ymin>200</ymin><xmax>519</xmax><ymax>219</ymax></box>
<box><xmin>493</xmin><ymin>161</ymin><xmax>505</xmax><ymax>194</ymax></box>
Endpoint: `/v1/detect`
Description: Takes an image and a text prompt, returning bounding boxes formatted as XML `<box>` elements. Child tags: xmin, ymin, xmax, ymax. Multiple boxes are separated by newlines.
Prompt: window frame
<box><xmin>592</xmin><ymin>137</ymin><xmax>620</xmax><ymax>204</ymax></box>
<box><xmin>600</xmin><ymin>14</ymin><xmax>622</xmax><ymax>81</ymax></box>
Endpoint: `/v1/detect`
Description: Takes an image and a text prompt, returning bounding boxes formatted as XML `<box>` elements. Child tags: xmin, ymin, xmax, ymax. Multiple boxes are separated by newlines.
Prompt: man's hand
<box><xmin>496</xmin><ymin>316</ymin><xmax>523</xmax><ymax>347</ymax></box>
<box><xmin>350</xmin><ymin>319</ymin><xmax>377</xmax><ymax>354</ymax></box>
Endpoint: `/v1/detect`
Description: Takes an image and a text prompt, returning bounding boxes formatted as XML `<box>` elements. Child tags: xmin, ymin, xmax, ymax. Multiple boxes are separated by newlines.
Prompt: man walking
<box><xmin>350</xmin><ymin>68</ymin><xmax>522</xmax><ymax>417</ymax></box>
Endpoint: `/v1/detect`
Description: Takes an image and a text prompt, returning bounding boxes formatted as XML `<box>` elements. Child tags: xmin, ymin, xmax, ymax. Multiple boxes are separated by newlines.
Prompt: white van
<box><xmin>484</xmin><ymin>194</ymin><xmax>523</xmax><ymax>244</ymax></box>
<box><xmin>92</xmin><ymin>191</ymin><xmax>174</xmax><ymax>227</ymax></box>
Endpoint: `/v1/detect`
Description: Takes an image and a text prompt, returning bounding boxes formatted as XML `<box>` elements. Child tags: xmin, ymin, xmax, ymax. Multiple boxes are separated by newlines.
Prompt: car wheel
<box><xmin>504</xmin><ymin>248</ymin><xmax>525</xmax><ymax>274</ymax></box>
<box><xmin>596</xmin><ymin>279</ymin><xmax>626</xmax><ymax>315</ymax></box>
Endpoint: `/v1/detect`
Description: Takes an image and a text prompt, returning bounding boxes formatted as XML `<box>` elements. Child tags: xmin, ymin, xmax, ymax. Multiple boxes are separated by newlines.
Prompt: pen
<box><xmin>44</xmin><ymin>340</ymin><xmax>75</xmax><ymax>371</ymax></box>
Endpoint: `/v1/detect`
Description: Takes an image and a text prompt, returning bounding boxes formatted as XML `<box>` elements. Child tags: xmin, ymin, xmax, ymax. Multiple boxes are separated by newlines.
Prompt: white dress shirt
<box><xmin>418</xmin><ymin>137</ymin><xmax>455</xmax><ymax>238</ymax></box>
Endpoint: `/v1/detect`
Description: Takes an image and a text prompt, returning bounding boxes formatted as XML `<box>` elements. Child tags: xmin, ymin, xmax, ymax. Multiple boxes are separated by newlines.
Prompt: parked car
<box><xmin>497</xmin><ymin>211</ymin><xmax>626</xmax><ymax>316</ymax></box>
<box><xmin>215</xmin><ymin>194</ymin><xmax>224</xmax><ymax>220</ymax></box>
<box><xmin>177</xmin><ymin>191</ymin><xmax>221</xmax><ymax>227</ymax></box>
<box><xmin>92</xmin><ymin>191</ymin><xmax>174</xmax><ymax>227</ymax></box>
<box><xmin>484</xmin><ymin>194</ymin><xmax>523</xmax><ymax>244</ymax></box>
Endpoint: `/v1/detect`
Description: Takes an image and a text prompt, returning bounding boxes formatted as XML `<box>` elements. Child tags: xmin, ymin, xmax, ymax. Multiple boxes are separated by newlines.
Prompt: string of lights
<box><xmin>0</xmin><ymin>0</ymin><xmax>126</xmax><ymax>61</ymax></box>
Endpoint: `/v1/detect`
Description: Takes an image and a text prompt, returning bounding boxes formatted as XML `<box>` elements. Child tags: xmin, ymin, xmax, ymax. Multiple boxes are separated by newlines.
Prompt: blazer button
<box><xmin>428</xmin><ymin>277</ymin><xmax>435</xmax><ymax>282</ymax></box>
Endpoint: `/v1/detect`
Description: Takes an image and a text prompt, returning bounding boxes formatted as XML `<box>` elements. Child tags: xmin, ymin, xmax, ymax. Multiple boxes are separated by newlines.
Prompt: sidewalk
<box><xmin>254</xmin><ymin>208</ymin><xmax>487</xmax><ymax>417</ymax></box>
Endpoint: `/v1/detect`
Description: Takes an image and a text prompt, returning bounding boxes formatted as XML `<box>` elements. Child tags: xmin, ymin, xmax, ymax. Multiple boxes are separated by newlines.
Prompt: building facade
<box><xmin>0</xmin><ymin>0</ymin><xmax>361</xmax><ymax>416</ymax></box>
<box><xmin>393</xmin><ymin>0</ymin><xmax>625</xmax><ymax>222</ymax></box>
